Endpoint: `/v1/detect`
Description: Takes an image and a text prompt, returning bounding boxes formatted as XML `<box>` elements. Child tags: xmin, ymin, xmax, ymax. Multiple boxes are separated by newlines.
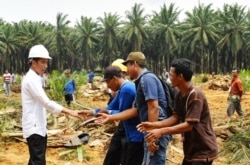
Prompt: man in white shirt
<box><xmin>22</xmin><ymin>44</ymin><xmax>84</xmax><ymax>165</ymax></box>
<box><xmin>12</xmin><ymin>71</ymin><xmax>17</xmax><ymax>84</ymax></box>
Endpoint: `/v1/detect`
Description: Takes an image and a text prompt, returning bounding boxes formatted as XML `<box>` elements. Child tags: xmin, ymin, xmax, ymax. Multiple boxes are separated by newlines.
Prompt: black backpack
<box><xmin>135</xmin><ymin>71</ymin><xmax>175</xmax><ymax>116</ymax></box>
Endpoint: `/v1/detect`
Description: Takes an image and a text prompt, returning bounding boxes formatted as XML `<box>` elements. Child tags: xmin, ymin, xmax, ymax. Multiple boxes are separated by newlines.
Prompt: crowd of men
<box><xmin>1</xmin><ymin>44</ymin><xmax>245</xmax><ymax>165</ymax></box>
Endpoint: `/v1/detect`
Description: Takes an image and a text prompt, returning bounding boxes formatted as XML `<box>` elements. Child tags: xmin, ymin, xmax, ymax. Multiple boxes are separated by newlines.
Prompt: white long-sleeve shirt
<box><xmin>21</xmin><ymin>69</ymin><xmax>63</xmax><ymax>138</ymax></box>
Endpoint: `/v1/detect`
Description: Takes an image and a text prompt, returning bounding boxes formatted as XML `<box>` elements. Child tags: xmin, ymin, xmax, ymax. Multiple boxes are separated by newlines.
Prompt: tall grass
<box><xmin>46</xmin><ymin>70</ymin><xmax>65</xmax><ymax>102</ymax></box>
<box><xmin>71</xmin><ymin>69</ymin><xmax>87</xmax><ymax>90</ymax></box>
<box><xmin>46</xmin><ymin>70</ymin><xmax>87</xmax><ymax>102</ymax></box>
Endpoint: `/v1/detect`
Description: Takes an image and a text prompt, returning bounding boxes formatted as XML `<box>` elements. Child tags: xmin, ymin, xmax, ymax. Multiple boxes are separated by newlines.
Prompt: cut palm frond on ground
<box><xmin>220</xmin><ymin>128</ymin><xmax>250</xmax><ymax>165</ymax></box>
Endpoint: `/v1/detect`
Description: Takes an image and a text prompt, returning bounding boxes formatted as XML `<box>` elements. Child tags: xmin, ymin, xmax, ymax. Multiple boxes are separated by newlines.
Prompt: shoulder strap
<box><xmin>134</xmin><ymin>71</ymin><xmax>152</xmax><ymax>88</ymax></box>
<box><xmin>135</xmin><ymin>71</ymin><xmax>174</xmax><ymax>116</ymax></box>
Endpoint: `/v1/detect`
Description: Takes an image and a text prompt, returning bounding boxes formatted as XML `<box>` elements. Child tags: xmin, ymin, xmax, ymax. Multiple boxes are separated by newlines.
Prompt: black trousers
<box><xmin>64</xmin><ymin>94</ymin><xmax>73</xmax><ymax>106</ymax></box>
<box><xmin>125</xmin><ymin>141</ymin><xmax>144</xmax><ymax>165</ymax></box>
<box><xmin>103</xmin><ymin>122</ymin><xmax>127</xmax><ymax>165</ymax></box>
<box><xmin>182</xmin><ymin>159</ymin><xmax>213</xmax><ymax>165</ymax></box>
<box><xmin>27</xmin><ymin>134</ymin><xmax>47</xmax><ymax>165</ymax></box>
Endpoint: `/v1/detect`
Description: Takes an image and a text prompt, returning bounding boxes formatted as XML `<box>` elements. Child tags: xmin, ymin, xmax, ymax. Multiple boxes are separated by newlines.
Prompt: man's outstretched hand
<box><xmin>144</xmin><ymin>129</ymin><xmax>162</xmax><ymax>144</ymax></box>
<box><xmin>94</xmin><ymin>113</ymin><xmax>111</xmax><ymax>124</ymax></box>
<box><xmin>137</xmin><ymin>122</ymin><xmax>155</xmax><ymax>133</ymax></box>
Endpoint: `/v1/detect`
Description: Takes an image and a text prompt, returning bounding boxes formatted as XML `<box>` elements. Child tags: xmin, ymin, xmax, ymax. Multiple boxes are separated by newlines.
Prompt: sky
<box><xmin>0</xmin><ymin>0</ymin><xmax>249</xmax><ymax>26</ymax></box>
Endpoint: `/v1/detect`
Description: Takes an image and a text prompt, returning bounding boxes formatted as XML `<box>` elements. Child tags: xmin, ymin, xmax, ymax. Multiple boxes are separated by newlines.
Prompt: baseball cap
<box><xmin>111</xmin><ymin>59</ymin><xmax>127</xmax><ymax>72</ymax></box>
<box><xmin>122</xmin><ymin>52</ymin><xmax>146</xmax><ymax>65</ymax></box>
<box><xmin>102</xmin><ymin>66</ymin><xmax>122</xmax><ymax>82</ymax></box>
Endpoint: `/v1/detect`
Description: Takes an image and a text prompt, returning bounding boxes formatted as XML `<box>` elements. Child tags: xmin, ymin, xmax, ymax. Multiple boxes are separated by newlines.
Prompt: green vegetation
<box><xmin>0</xmin><ymin>3</ymin><xmax>250</xmax><ymax>75</ymax></box>
<box><xmin>1</xmin><ymin>2</ymin><xmax>250</xmax><ymax>162</ymax></box>
<box><xmin>240</xmin><ymin>69</ymin><xmax>250</xmax><ymax>92</ymax></box>
<box><xmin>46</xmin><ymin>70</ymin><xmax>67</xmax><ymax>102</ymax></box>
<box><xmin>46</xmin><ymin>70</ymin><xmax>87</xmax><ymax>102</ymax></box>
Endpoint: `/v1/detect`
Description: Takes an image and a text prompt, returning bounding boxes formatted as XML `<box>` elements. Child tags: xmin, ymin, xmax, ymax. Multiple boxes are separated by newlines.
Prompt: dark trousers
<box><xmin>64</xmin><ymin>94</ymin><xmax>73</xmax><ymax>106</ymax></box>
<box><xmin>182</xmin><ymin>159</ymin><xmax>213</xmax><ymax>165</ymax></box>
<box><xmin>227</xmin><ymin>100</ymin><xmax>244</xmax><ymax>116</ymax></box>
<box><xmin>125</xmin><ymin>141</ymin><xmax>144</xmax><ymax>165</ymax></box>
<box><xmin>103</xmin><ymin>122</ymin><xmax>127</xmax><ymax>165</ymax></box>
<box><xmin>27</xmin><ymin>134</ymin><xmax>47</xmax><ymax>165</ymax></box>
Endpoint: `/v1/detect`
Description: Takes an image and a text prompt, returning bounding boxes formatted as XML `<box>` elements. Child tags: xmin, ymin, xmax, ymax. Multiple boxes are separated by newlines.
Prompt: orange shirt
<box><xmin>230</xmin><ymin>77</ymin><xmax>243</xmax><ymax>97</ymax></box>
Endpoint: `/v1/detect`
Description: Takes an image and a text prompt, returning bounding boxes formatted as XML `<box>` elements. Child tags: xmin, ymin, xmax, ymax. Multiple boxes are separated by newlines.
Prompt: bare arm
<box><xmin>61</xmin><ymin>108</ymin><xmax>73</xmax><ymax>115</ymax></box>
<box><xmin>147</xmin><ymin>99</ymin><xmax>159</xmax><ymax>122</ymax></box>
<box><xmin>155</xmin><ymin>114</ymin><xmax>179</xmax><ymax>128</ymax></box>
<box><xmin>61</xmin><ymin>108</ymin><xmax>85</xmax><ymax>120</ymax></box>
<box><xmin>95</xmin><ymin>107</ymin><xmax>138</xmax><ymax>124</ymax></box>
<box><xmin>111</xmin><ymin>107</ymin><xmax>138</xmax><ymax>120</ymax></box>
<box><xmin>158</xmin><ymin>121</ymin><xmax>194</xmax><ymax>135</ymax></box>
<box><xmin>112</xmin><ymin>108</ymin><xmax>137</xmax><ymax>120</ymax></box>
<box><xmin>144</xmin><ymin>121</ymin><xmax>194</xmax><ymax>144</ymax></box>
<box><xmin>137</xmin><ymin>114</ymin><xmax>179</xmax><ymax>132</ymax></box>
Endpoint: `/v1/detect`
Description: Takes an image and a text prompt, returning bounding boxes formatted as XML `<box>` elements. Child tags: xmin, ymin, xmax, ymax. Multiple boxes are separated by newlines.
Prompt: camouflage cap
<box><xmin>122</xmin><ymin>52</ymin><xmax>146</xmax><ymax>65</ymax></box>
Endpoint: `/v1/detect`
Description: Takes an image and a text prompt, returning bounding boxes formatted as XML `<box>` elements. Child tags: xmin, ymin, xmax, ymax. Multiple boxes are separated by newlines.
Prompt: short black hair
<box><xmin>171</xmin><ymin>58</ymin><xmax>193</xmax><ymax>81</ymax></box>
<box><xmin>103</xmin><ymin>65</ymin><xmax>122</xmax><ymax>80</ymax></box>
<box><xmin>28</xmin><ymin>58</ymin><xmax>41</xmax><ymax>66</ymax></box>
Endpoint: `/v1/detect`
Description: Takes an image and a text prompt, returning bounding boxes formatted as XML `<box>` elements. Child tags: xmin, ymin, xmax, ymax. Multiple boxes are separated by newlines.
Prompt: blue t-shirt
<box><xmin>88</xmin><ymin>72</ymin><xmax>94</xmax><ymax>83</ymax></box>
<box><xmin>63</xmin><ymin>79</ymin><xmax>76</xmax><ymax>94</ymax></box>
<box><xmin>106</xmin><ymin>81</ymin><xmax>144</xmax><ymax>142</ymax></box>
<box><xmin>134</xmin><ymin>72</ymin><xmax>168</xmax><ymax>122</ymax></box>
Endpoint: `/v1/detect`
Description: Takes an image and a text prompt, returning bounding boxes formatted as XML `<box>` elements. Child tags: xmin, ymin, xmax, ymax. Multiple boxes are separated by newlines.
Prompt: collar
<box><xmin>30</xmin><ymin>68</ymin><xmax>41</xmax><ymax>75</ymax></box>
<box><xmin>119</xmin><ymin>79</ymin><xmax>129</xmax><ymax>90</ymax></box>
<box><xmin>181</xmin><ymin>83</ymin><xmax>194</xmax><ymax>97</ymax></box>
<box><xmin>134</xmin><ymin>68</ymin><xmax>148</xmax><ymax>81</ymax></box>
<box><xmin>29</xmin><ymin>69</ymin><xmax>43</xmax><ymax>78</ymax></box>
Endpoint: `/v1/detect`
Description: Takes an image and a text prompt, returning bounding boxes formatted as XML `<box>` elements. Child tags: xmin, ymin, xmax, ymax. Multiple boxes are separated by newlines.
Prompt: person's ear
<box><xmin>179</xmin><ymin>74</ymin><xmax>183</xmax><ymax>79</ymax></box>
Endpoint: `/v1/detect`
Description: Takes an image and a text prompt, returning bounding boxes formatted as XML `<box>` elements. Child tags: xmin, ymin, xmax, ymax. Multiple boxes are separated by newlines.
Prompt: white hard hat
<box><xmin>28</xmin><ymin>44</ymin><xmax>52</xmax><ymax>59</ymax></box>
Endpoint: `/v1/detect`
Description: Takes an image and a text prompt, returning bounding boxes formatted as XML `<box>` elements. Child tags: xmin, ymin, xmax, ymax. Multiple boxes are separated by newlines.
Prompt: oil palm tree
<box><xmin>98</xmin><ymin>12</ymin><xmax>121</xmax><ymax>67</ymax></box>
<box><xmin>0</xmin><ymin>24</ymin><xmax>19</xmax><ymax>72</ymax></box>
<box><xmin>15</xmin><ymin>20</ymin><xmax>53</xmax><ymax>71</ymax></box>
<box><xmin>181</xmin><ymin>4</ymin><xmax>219</xmax><ymax>73</ymax></box>
<box><xmin>122</xmin><ymin>3</ymin><xmax>148</xmax><ymax>53</ymax></box>
<box><xmin>217</xmin><ymin>4</ymin><xmax>247</xmax><ymax>69</ymax></box>
<box><xmin>52</xmin><ymin>13</ymin><xmax>72</xmax><ymax>70</ymax></box>
<box><xmin>150</xmin><ymin>3</ymin><xmax>181</xmax><ymax>71</ymax></box>
<box><xmin>241</xmin><ymin>11</ymin><xmax>250</xmax><ymax>69</ymax></box>
<box><xmin>74</xmin><ymin>16</ymin><xmax>100</xmax><ymax>70</ymax></box>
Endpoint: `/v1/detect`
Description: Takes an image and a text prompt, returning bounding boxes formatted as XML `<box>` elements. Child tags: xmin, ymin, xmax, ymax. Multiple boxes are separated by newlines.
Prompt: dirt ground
<box><xmin>0</xmin><ymin>84</ymin><xmax>249</xmax><ymax>165</ymax></box>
